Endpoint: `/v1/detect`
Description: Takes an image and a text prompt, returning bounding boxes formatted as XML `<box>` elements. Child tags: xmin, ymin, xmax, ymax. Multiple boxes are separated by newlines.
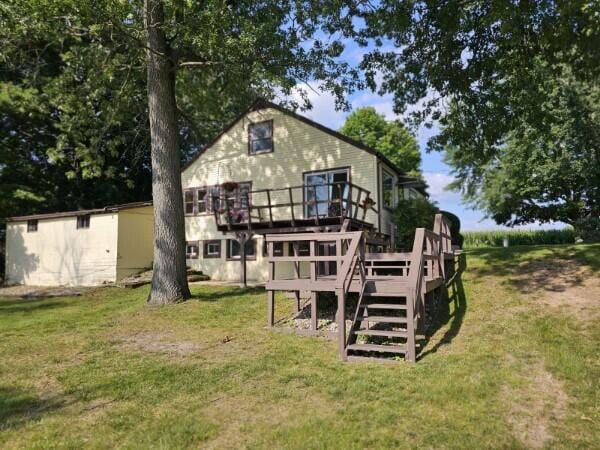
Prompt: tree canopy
<box><xmin>339</xmin><ymin>107</ymin><xmax>421</xmax><ymax>174</ymax></box>
<box><xmin>360</xmin><ymin>0</ymin><xmax>600</xmax><ymax>227</ymax></box>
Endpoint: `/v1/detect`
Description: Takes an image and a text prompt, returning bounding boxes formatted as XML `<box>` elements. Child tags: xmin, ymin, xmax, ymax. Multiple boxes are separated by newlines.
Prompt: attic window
<box><xmin>27</xmin><ymin>219</ymin><xmax>38</xmax><ymax>232</ymax></box>
<box><xmin>248</xmin><ymin>120</ymin><xmax>273</xmax><ymax>155</ymax></box>
<box><xmin>76</xmin><ymin>215</ymin><xmax>90</xmax><ymax>229</ymax></box>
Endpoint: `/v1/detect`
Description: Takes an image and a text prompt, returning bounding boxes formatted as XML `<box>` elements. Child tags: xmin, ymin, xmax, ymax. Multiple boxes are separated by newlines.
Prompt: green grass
<box><xmin>1</xmin><ymin>244</ymin><xmax>599</xmax><ymax>449</ymax></box>
<box><xmin>462</xmin><ymin>228</ymin><xmax>576</xmax><ymax>248</ymax></box>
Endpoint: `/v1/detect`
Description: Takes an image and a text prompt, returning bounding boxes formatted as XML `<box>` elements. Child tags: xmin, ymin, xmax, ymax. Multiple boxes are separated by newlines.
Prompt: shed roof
<box><xmin>6</xmin><ymin>201</ymin><xmax>152</xmax><ymax>223</ymax></box>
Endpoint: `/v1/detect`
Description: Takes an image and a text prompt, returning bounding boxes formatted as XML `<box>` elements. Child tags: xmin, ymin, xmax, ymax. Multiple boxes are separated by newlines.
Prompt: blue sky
<box><xmin>285</xmin><ymin>40</ymin><xmax>565</xmax><ymax>231</ymax></box>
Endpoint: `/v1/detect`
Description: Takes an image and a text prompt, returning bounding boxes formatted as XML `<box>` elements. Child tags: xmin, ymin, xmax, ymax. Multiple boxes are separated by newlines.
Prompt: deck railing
<box><xmin>212</xmin><ymin>181</ymin><xmax>377</xmax><ymax>230</ymax></box>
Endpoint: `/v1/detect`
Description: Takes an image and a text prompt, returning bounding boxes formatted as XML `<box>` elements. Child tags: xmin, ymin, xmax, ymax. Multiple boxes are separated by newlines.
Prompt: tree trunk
<box><xmin>144</xmin><ymin>0</ymin><xmax>191</xmax><ymax>304</ymax></box>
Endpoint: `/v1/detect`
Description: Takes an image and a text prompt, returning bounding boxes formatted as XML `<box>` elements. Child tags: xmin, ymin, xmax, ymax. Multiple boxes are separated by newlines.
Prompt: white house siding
<box><xmin>5</xmin><ymin>214</ymin><xmax>119</xmax><ymax>286</ymax></box>
<box><xmin>181</xmin><ymin>106</ymin><xmax>399</xmax><ymax>282</ymax></box>
<box><xmin>5</xmin><ymin>205</ymin><xmax>154</xmax><ymax>287</ymax></box>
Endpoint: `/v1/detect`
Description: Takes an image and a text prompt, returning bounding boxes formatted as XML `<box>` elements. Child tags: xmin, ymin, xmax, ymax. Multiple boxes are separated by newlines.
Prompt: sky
<box><xmin>284</xmin><ymin>40</ymin><xmax>565</xmax><ymax>232</ymax></box>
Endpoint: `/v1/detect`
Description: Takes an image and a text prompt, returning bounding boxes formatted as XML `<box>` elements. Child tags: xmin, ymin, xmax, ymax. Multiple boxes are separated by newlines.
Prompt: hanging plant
<box><xmin>361</xmin><ymin>197</ymin><xmax>376</xmax><ymax>209</ymax></box>
<box><xmin>221</xmin><ymin>181</ymin><xmax>239</xmax><ymax>191</ymax></box>
<box><xmin>229</xmin><ymin>208</ymin><xmax>245</xmax><ymax>223</ymax></box>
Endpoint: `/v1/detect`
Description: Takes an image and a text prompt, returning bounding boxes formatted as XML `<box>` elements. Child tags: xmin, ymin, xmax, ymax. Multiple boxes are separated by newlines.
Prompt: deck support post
<box><xmin>267</xmin><ymin>290</ymin><xmax>274</xmax><ymax>327</ymax></box>
<box><xmin>405</xmin><ymin>287</ymin><xmax>417</xmax><ymax>363</ymax></box>
<box><xmin>310</xmin><ymin>291</ymin><xmax>318</xmax><ymax>331</ymax></box>
<box><xmin>293</xmin><ymin>242</ymin><xmax>301</xmax><ymax>312</ymax></box>
<box><xmin>336</xmin><ymin>288</ymin><xmax>347</xmax><ymax>361</ymax></box>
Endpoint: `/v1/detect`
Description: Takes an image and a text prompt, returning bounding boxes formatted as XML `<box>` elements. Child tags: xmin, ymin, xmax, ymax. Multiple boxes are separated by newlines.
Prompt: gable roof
<box><xmin>6</xmin><ymin>201</ymin><xmax>153</xmax><ymax>223</ymax></box>
<box><xmin>181</xmin><ymin>99</ymin><xmax>426</xmax><ymax>193</ymax></box>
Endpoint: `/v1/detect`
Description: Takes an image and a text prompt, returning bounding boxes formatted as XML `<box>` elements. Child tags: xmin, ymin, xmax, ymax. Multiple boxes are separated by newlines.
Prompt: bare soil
<box><xmin>512</xmin><ymin>258</ymin><xmax>600</xmax><ymax>321</ymax></box>
<box><xmin>504</xmin><ymin>363</ymin><xmax>569</xmax><ymax>449</ymax></box>
<box><xmin>115</xmin><ymin>331</ymin><xmax>201</xmax><ymax>356</ymax></box>
<box><xmin>0</xmin><ymin>284</ymin><xmax>88</xmax><ymax>298</ymax></box>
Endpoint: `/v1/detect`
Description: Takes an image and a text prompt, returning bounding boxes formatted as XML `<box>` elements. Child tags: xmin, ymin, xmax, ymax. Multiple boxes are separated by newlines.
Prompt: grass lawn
<box><xmin>1</xmin><ymin>244</ymin><xmax>598</xmax><ymax>449</ymax></box>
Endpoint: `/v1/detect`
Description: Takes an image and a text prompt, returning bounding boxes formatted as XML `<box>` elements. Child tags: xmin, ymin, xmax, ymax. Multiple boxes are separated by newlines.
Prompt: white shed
<box><xmin>4</xmin><ymin>202</ymin><xmax>153</xmax><ymax>286</ymax></box>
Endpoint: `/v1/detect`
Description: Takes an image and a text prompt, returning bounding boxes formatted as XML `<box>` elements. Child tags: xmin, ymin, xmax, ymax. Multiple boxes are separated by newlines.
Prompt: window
<box><xmin>304</xmin><ymin>168</ymin><xmax>350</xmax><ymax>218</ymax></box>
<box><xmin>76</xmin><ymin>215</ymin><xmax>90</xmax><ymax>229</ymax></box>
<box><xmin>317</xmin><ymin>242</ymin><xmax>337</xmax><ymax>276</ymax></box>
<box><xmin>203</xmin><ymin>240</ymin><xmax>221</xmax><ymax>258</ymax></box>
<box><xmin>382</xmin><ymin>169</ymin><xmax>395</xmax><ymax>209</ymax></box>
<box><xmin>186</xmin><ymin>241</ymin><xmax>199</xmax><ymax>259</ymax></box>
<box><xmin>263</xmin><ymin>241</ymin><xmax>286</xmax><ymax>257</ymax></box>
<box><xmin>27</xmin><ymin>219</ymin><xmax>38</xmax><ymax>233</ymax></box>
<box><xmin>207</xmin><ymin>186</ymin><xmax>220</xmax><ymax>213</ymax></box>
<box><xmin>298</xmin><ymin>241</ymin><xmax>311</xmax><ymax>256</ymax></box>
<box><xmin>226</xmin><ymin>239</ymin><xmax>256</xmax><ymax>260</ymax></box>
<box><xmin>184</xmin><ymin>190</ymin><xmax>195</xmax><ymax>215</ymax></box>
<box><xmin>197</xmin><ymin>188</ymin><xmax>207</xmax><ymax>214</ymax></box>
<box><xmin>248</xmin><ymin>120</ymin><xmax>273</xmax><ymax>154</ymax></box>
<box><xmin>184</xmin><ymin>183</ymin><xmax>250</xmax><ymax>216</ymax></box>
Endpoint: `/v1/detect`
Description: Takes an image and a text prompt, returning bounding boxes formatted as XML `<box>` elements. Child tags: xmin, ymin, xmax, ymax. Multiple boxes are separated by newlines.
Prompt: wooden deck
<box><xmin>212</xmin><ymin>181</ymin><xmax>378</xmax><ymax>234</ymax></box>
<box><xmin>264</xmin><ymin>213</ymin><xmax>455</xmax><ymax>363</ymax></box>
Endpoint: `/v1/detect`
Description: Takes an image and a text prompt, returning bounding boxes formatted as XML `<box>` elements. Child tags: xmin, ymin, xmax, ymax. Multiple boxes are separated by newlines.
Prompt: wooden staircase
<box><xmin>265</xmin><ymin>213</ymin><xmax>454</xmax><ymax>363</ymax></box>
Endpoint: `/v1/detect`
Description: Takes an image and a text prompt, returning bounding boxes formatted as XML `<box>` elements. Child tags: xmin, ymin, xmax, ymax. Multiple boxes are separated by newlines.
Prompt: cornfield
<box><xmin>462</xmin><ymin>228</ymin><xmax>575</xmax><ymax>248</ymax></box>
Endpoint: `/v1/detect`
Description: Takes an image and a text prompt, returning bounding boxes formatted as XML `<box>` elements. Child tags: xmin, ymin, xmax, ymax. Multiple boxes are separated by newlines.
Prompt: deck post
<box><xmin>405</xmin><ymin>287</ymin><xmax>417</xmax><ymax>362</ymax></box>
<box><xmin>293</xmin><ymin>241</ymin><xmax>301</xmax><ymax>312</ymax></box>
<box><xmin>336</xmin><ymin>288</ymin><xmax>347</xmax><ymax>361</ymax></box>
<box><xmin>310</xmin><ymin>291</ymin><xmax>318</xmax><ymax>331</ymax></box>
<box><xmin>239</xmin><ymin>233</ymin><xmax>247</xmax><ymax>288</ymax></box>
<box><xmin>267</xmin><ymin>290</ymin><xmax>274</xmax><ymax>327</ymax></box>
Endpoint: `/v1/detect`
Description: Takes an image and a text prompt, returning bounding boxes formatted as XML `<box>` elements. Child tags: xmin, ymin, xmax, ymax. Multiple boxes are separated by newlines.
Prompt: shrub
<box><xmin>574</xmin><ymin>216</ymin><xmax>600</xmax><ymax>242</ymax></box>
<box><xmin>394</xmin><ymin>197</ymin><xmax>438</xmax><ymax>250</ymax></box>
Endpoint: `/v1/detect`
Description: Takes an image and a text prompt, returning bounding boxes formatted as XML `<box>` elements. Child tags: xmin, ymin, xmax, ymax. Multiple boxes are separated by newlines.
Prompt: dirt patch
<box><xmin>504</xmin><ymin>364</ymin><xmax>569</xmax><ymax>449</ymax></box>
<box><xmin>511</xmin><ymin>258</ymin><xmax>600</xmax><ymax>320</ymax></box>
<box><xmin>0</xmin><ymin>285</ymin><xmax>88</xmax><ymax>298</ymax></box>
<box><xmin>201</xmin><ymin>390</ymin><xmax>337</xmax><ymax>450</ymax></box>
<box><xmin>116</xmin><ymin>331</ymin><xmax>201</xmax><ymax>356</ymax></box>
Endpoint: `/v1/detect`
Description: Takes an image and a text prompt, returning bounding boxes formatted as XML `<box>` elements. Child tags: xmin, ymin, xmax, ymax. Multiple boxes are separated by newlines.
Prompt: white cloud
<box><xmin>423</xmin><ymin>171</ymin><xmax>461</xmax><ymax>204</ymax></box>
<box><xmin>278</xmin><ymin>82</ymin><xmax>347</xmax><ymax>130</ymax></box>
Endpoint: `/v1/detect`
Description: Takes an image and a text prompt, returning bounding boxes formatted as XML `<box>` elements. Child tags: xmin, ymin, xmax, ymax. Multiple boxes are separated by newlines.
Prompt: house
<box><xmin>5</xmin><ymin>202</ymin><xmax>153</xmax><ymax>286</ymax></box>
<box><xmin>181</xmin><ymin>99</ymin><xmax>425</xmax><ymax>282</ymax></box>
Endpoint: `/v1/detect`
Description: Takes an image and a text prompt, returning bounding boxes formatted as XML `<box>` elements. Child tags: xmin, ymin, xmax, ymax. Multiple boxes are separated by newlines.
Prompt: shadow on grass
<box><xmin>0</xmin><ymin>297</ymin><xmax>73</xmax><ymax>314</ymax></box>
<box><xmin>0</xmin><ymin>385</ymin><xmax>72</xmax><ymax>430</ymax></box>
<box><xmin>466</xmin><ymin>243</ymin><xmax>599</xmax><ymax>293</ymax></box>
<box><xmin>419</xmin><ymin>253</ymin><xmax>468</xmax><ymax>360</ymax></box>
<box><xmin>189</xmin><ymin>286</ymin><xmax>265</xmax><ymax>302</ymax></box>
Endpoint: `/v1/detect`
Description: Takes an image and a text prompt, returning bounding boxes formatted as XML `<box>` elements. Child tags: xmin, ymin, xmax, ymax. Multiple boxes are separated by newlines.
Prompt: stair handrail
<box><xmin>335</xmin><ymin>231</ymin><xmax>364</xmax><ymax>293</ymax></box>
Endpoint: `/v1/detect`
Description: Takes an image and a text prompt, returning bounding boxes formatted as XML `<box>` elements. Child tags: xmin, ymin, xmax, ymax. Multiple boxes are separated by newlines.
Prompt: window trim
<box><xmin>263</xmin><ymin>241</ymin><xmax>286</xmax><ymax>257</ymax></box>
<box><xmin>248</xmin><ymin>119</ymin><xmax>274</xmax><ymax>155</ymax></box>
<box><xmin>302</xmin><ymin>166</ymin><xmax>351</xmax><ymax>219</ymax></box>
<box><xmin>183</xmin><ymin>183</ymin><xmax>252</xmax><ymax>217</ymax></box>
<box><xmin>76</xmin><ymin>214</ymin><xmax>91</xmax><ymax>229</ymax></box>
<box><xmin>203</xmin><ymin>240</ymin><xmax>221</xmax><ymax>259</ymax></box>
<box><xmin>196</xmin><ymin>188</ymin><xmax>208</xmax><ymax>214</ymax></box>
<box><xmin>27</xmin><ymin>219</ymin><xmax>38</xmax><ymax>233</ymax></box>
<box><xmin>184</xmin><ymin>189</ymin><xmax>196</xmax><ymax>216</ymax></box>
<box><xmin>226</xmin><ymin>238</ymin><xmax>257</xmax><ymax>261</ymax></box>
<box><xmin>186</xmin><ymin>241</ymin><xmax>200</xmax><ymax>259</ymax></box>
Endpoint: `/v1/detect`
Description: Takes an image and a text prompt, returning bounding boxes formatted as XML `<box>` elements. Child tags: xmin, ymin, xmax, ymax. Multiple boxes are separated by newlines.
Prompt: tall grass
<box><xmin>462</xmin><ymin>228</ymin><xmax>575</xmax><ymax>248</ymax></box>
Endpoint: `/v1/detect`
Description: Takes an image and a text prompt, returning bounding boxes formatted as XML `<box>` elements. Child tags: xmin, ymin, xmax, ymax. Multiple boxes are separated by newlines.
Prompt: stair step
<box><xmin>363</xmin><ymin>303</ymin><xmax>406</xmax><ymax>310</ymax></box>
<box><xmin>354</xmin><ymin>329</ymin><xmax>408</xmax><ymax>338</ymax></box>
<box><xmin>347</xmin><ymin>355</ymin><xmax>400</xmax><ymax>364</ymax></box>
<box><xmin>364</xmin><ymin>292</ymin><xmax>408</xmax><ymax>297</ymax></box>
<box><xmin>359</xmin><ymin>316</ymin><xmax>407</xmax><ymax>324</ymax></box>
<box><xmin>347</xmin><ymin>343</ymin><xmax>407</xmax><ymax>354</ymax></box>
